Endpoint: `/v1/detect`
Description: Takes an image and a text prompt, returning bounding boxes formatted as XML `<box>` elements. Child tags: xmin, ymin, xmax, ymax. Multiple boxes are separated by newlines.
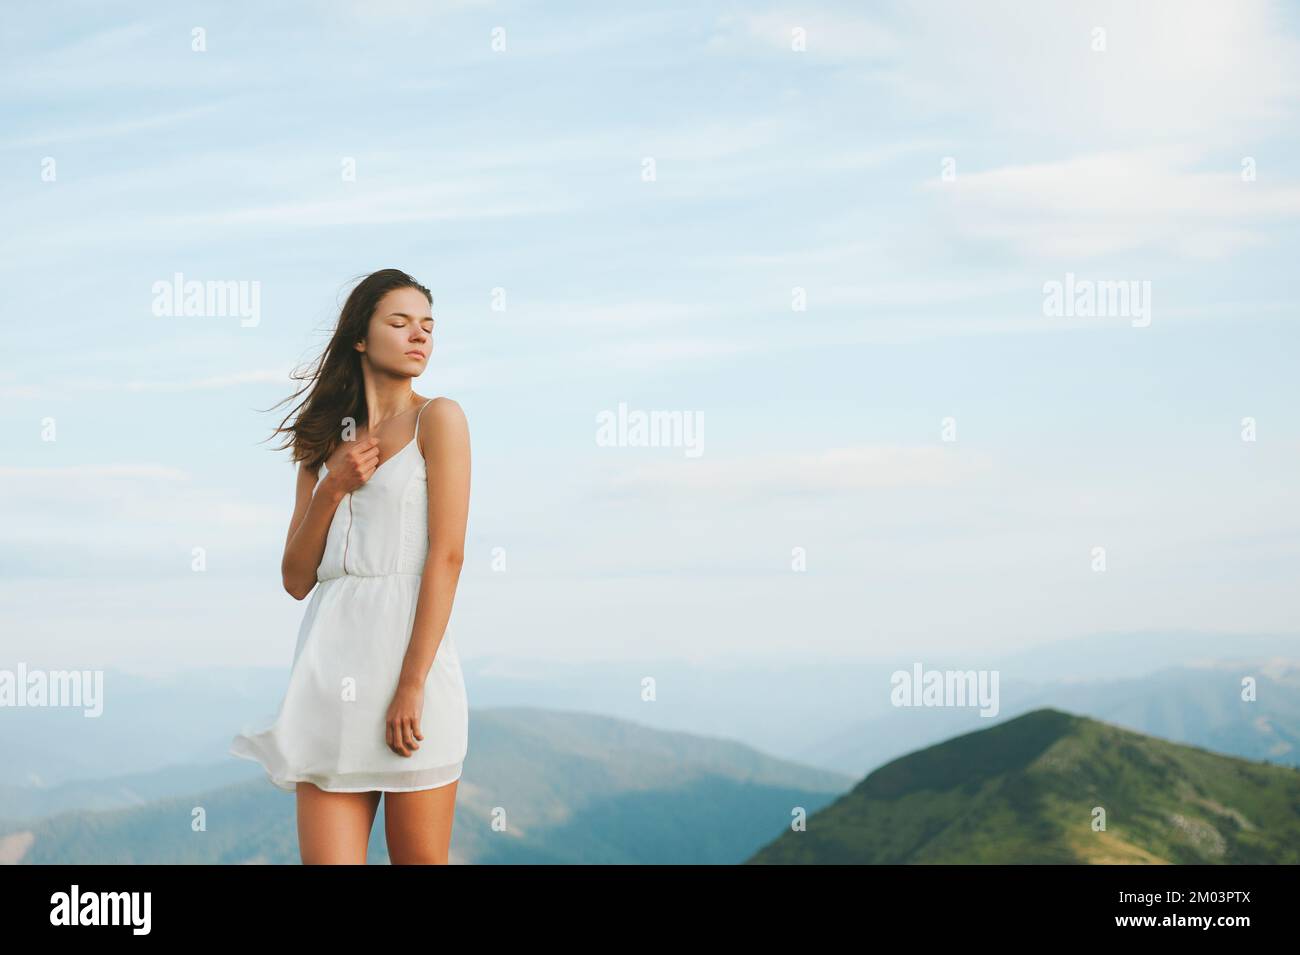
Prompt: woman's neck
<box><xmin>362</xmin><ymin>375</ymin><xmax>418</xmax><ymax>430</ymax></box>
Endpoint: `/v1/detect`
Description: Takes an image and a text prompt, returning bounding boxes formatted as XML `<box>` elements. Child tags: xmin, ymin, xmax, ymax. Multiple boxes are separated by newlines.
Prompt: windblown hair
<box><xmin>265</xmin><ymin>268</ymin><xmax>433</xmax><ymax>472</ymax></box>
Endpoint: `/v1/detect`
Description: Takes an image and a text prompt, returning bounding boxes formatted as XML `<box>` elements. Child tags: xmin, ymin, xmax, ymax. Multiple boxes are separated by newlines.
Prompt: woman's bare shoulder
<box><xmin>420</xmin><ymin>396</ymin><xmax>466</xmax><ymax>425</ymax></box>
<box><xmin>417</xmin><ymin>397</ymin><xmax>468</xmax><ymax>450</ymax></box>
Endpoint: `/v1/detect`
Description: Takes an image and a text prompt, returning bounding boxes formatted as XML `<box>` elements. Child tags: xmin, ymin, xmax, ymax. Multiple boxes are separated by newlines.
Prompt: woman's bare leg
<box><xmin>296</xmin><ymin>782</ymin><xmax>382</xmax><ymax>864</ymax></box>
<box><xmin>384</xmin><ymin>779</ymin><xmax>459</xmax><ymax>864</ymax></box>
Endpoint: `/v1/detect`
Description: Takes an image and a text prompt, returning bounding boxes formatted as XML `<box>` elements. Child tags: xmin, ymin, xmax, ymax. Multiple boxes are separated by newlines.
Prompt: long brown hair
<box><xmin>266</xmin><ymin>268</ymin><xmax>433</xmax><ymax>471</ymax></box>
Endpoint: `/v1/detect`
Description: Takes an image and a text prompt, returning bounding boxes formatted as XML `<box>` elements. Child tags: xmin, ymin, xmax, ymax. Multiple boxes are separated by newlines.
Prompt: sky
<box><xmin>1</xmin><ymin>0</ymin><xmax>1298</xmax><ymax>677</ymax></box>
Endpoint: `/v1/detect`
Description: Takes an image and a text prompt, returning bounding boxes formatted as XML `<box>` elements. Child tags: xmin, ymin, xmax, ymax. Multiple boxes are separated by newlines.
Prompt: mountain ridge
<box><xmin>748</xmin><ymin>707</ymin><xmax>1300</xmax><ymax>864</ymax></box>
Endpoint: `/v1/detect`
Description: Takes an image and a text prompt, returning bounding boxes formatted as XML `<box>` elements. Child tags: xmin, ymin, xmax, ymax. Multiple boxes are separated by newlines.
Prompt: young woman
<box><xmin>231</xmin><ymin>268</ymin><xmax>470</xmax><ymax>865</ymax></box>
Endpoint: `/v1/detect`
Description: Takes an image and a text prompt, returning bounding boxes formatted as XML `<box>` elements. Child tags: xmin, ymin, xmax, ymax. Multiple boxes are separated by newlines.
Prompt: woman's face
<box><xmin>357</xmin><ymin>286</ymin><xmax>434</xmax><ymax>376</ymax></box>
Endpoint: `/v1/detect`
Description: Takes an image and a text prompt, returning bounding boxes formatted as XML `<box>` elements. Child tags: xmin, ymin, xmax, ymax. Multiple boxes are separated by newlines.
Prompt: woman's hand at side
<box><xmin>385</xmin><ymin>680</ymin><xmax>425</xmax><ymax>756</ymax></box>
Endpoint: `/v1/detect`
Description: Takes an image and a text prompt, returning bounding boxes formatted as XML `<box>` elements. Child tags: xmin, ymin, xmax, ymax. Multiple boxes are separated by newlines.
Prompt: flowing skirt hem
<box><xmin>229</xmin><ymin>736</ymin><xmax>463</xmax><ymax>794</ymax></box>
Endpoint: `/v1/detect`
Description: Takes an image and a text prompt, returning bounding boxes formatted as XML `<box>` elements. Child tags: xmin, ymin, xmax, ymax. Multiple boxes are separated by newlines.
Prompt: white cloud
<box><xmin>723</xmin><ymin>1</ymin><xmax>1299</xmax><ymax>146</ymax></box>
<box><xmin>604</xmin><ymin>445</ymin><xmax>995</xmax><ymax>495</ymax></box>
<box><xmin>2</xmin><ymin>369</ymin><xmax>294</xmax><ymax>399</ymax></box>
<box><xmin>0</xmin><ymin>103</ymin><xmax>228</xmax><ymax>150</ymax></box>
<box><xmin>173</xmin><ymin>183</ymin><xmax>570</xmax><ymax>229</ymax></box>
<box><xmin>820</xmin><ymin>273</ymin><xmax>1033</xmax><ymax>307</ymax></box>
<box><xmin>574</xmin><ymin>338</ymin><xmax>754</xmax><ymax>370</ymax></box>
<box><xmin>115</xmin><ymin>369</ymin><xmax>291</xmax><ymax>392</ymax></box>
<box><xmin>0</xmin><ymin>464</ymin><xmax>189</xmax><ymax>480</ymax></box>
<box><xmin>0</xmin><ymin>465</ymin><xmax>286</xmax><ymax>538</ymax></box>
<box><xmin>711</xmin><ymin>10</ymin><xmax>897</xmax><ymax>58</ymax></box>
<box><xmin>925</xmin><ymin>149</ymin><xmax>1300</xmax><ymax>259</ymax></box>
<box><xmin>490</xmin><ymin>300</ymin><xmax>738</xmax><ymax>329</ymax></box>
<box><xmin>894</xmin><ymin>0</ymin><xmax>1296</xmax><ymax>146</ymax></box>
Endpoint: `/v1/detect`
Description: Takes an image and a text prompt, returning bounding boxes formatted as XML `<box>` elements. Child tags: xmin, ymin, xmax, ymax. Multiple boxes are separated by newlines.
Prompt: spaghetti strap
<box><xmin>414</xmin><ymin>397</ymin><xmax>435</xmax><ymax>454</ymax></box>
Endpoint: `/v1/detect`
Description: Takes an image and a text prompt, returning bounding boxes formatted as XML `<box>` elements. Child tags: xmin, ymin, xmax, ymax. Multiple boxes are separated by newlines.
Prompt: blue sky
<box><xmin>1</xmin><ymin>0</ymin><xmax>1298</xmax><ymax>677</ymax></box>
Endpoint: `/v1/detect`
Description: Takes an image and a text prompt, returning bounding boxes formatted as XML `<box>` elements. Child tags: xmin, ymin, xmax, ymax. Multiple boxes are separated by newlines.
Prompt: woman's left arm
<box><xmin>386</xmin><ymin>397</ymin><xmax>470</xmax><ymax>757</ymax></box>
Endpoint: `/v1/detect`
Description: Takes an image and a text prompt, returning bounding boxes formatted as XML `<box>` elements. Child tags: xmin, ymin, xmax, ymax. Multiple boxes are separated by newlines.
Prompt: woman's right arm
<box><xmin>281</xmin><ymin>437</ymin><xmax>379</xmax><ymax>599</ymax></box>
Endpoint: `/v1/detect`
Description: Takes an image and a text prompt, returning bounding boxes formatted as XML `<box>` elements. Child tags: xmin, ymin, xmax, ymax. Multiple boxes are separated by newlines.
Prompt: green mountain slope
<box><xmin>747</xmin><ymin>708</ymin><xmax>1300</xmax><ymax>864</ymax></box>
<box><xmin>0</xmin><ymin>707</ymin><xmax>852</xmax><ymax>864</ymax></box>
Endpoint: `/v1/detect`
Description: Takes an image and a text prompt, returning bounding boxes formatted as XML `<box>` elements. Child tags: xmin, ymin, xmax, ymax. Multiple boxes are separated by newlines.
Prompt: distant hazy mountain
<box><xmin>0</xmin><ymin>759</ymin><xmax>260</xmax><ymax>822</ymax></box>
<box><xmin>0</xmin><ymin>707</ymin><xmax>852</xmax><ymax>864</ymax></box>
<box><xmin>0</xmin><ymin>666</ymin><xmax>292</xmax><ymax>787</ymax></box>
<box><xmin>803</xmin><ymin>661</ymin><xmax>1300</xmax><ymax>779</ymax></box>
<box><xmin>748</xmin><ymin>708</ymin><xmax>1300</xmax><ymax>864</ymax></box>
<box><xmin>4</xmin><ymin>637</ymin><xmax>1294</xmax><ymax>813</ymax></box>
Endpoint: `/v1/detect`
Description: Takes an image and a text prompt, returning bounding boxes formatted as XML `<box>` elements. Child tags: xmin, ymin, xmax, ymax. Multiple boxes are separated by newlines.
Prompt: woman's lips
<box><xmin>405</xmin><ymin>350</ymin><xmax>426</xmax><ymax>359</ymax></box>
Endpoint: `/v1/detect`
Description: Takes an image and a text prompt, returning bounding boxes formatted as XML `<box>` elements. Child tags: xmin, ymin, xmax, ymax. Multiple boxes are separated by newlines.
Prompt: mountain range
<box><xmin>748</xmin><ymin>708</ymin><xmax>1300</xmax><ymax>864</ymax></box>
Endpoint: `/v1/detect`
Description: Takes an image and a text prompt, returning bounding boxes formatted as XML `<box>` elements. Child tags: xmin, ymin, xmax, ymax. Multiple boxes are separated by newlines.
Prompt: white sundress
<box><xmin>230</xmin><ymin>398</ymin><xmax>468</xmax><ymax>792</ymax></box>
